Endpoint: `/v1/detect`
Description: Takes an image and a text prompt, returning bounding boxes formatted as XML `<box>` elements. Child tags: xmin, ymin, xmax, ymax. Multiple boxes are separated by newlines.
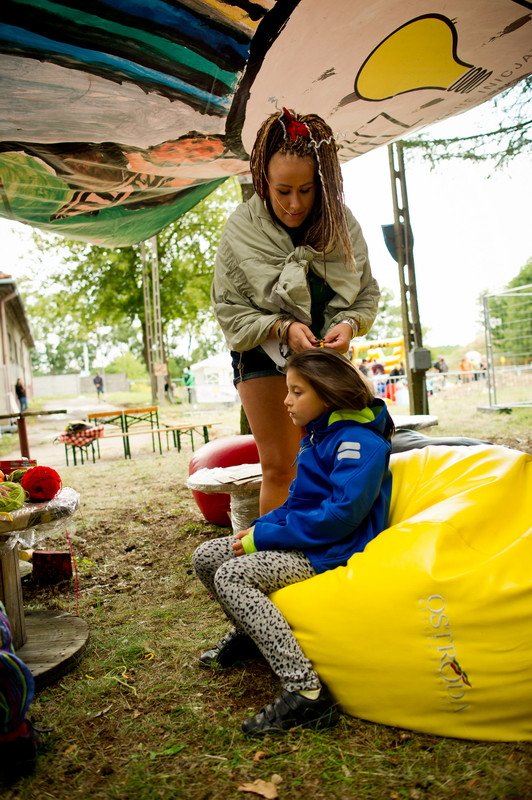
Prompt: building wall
<box><xmin>32</xmin><ymin>372</ymin><xmax>128</xmax><ymax>397</ymax></box>
<box><xmin>0</xmin><ymin>302</ymin><xmax>33</xmax><ymax>414</ymax></box>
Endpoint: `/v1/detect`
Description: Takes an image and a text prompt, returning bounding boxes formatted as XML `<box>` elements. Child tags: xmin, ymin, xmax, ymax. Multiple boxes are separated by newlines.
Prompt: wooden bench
<box><xmin>87</xmin><ymin>407</ymin><xmax>159</xmax><ymax>458</ymax></box>
<box><xmin>87</xmin><ymin>406</ymin><xmax>159</xmax><ymax>429</ymax></box>
<box><xmin>103</xmin><ymin>422</ymin><xmax>216</xmax><ymax>457</ymax></box>
<box><xmin>58</xmin><ymin>421</ymin><xmax>218</xmax><ymax>463</ymax></box>
<box><xmin>163</xmin><ymin>422</ymin><xmax>217</xmax><ymax>453</ymax></box>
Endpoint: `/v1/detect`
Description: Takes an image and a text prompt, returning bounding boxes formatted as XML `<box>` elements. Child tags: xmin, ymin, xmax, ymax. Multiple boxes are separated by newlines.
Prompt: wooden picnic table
<box><xmin>58</xmin><ymin>411</ymin><xmax>218</xmax><ymax>464</ymax></box>
<box><xmin>87</xmin><ymin>406</ymin><xmax>159</xmax><ymax>431</ymax></box>
<box><xmin>87</xmin><ymin>406</ymin><xmax>159</xmax><ymax>458</ymax></box>
<box><xmin>0</xmin><ymin>409</ymin><xmax>67</xmax><ymax>459</ymax></box>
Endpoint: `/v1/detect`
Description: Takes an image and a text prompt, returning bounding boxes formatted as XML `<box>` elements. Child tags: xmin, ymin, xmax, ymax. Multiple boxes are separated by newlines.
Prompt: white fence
<box><xmin>483</xmin><ymin>285</ymin><xmax>532</xmax><ymax>409</ymax></box>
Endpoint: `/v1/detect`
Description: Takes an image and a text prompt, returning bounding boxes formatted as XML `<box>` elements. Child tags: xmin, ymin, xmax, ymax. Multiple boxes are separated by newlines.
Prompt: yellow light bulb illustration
<box><xmin>355</xmin><ymin>15</ymin><xmax>491</xmax><ymax>101</ymax></box>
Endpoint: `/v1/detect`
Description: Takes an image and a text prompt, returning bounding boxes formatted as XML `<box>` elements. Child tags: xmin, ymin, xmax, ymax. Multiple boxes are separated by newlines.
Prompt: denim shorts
<box><xmin>231</xmin><ymin>348</ymin><xmax>282</xmax><ymax>385</ymax></box>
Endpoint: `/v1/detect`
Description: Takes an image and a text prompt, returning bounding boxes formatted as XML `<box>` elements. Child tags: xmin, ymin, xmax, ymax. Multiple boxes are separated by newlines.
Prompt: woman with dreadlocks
<box><xmin>212</xmin><ymin>108</ymin><xmax>380</xmax><ymax>514</ymax></box>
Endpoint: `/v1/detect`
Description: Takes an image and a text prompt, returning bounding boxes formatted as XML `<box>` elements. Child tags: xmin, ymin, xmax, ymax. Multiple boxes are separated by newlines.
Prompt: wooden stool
<box><xmin>186</xmin><ymin>464</ymin><xmax>262</xmax><ymax>532</ymax></box>
<box><xmin>0</xmin><ymin>488</ymin><xmax>90</xmax><ymax>687</ymax></box>
<box><xmin>0</xmin><ymin>535</ymin><xmax>26</xmax><ymax>649</ymax></box>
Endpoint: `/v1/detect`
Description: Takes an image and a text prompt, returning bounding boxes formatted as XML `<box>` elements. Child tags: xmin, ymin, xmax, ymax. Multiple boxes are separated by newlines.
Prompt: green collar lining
<box><xmin>328</xmin><ymin>407</ymin><xmax>376</xmax><ymax>426</ymax></box>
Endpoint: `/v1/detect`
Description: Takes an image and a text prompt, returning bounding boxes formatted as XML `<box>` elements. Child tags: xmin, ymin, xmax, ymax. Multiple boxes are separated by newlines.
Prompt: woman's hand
<box><xmin>232</xmin><ymin>528</ymin><xmax>250</xmax><ymax>557</ymax></box>
<box><xmin>322</xmin><ymin>323</ymin><xmax>352</xmax><ymax>354</ymax></box>
<box><xmin>286</xmin><ymin>321</ymin><xmax>319</xmax><ymax>352</ymax></box>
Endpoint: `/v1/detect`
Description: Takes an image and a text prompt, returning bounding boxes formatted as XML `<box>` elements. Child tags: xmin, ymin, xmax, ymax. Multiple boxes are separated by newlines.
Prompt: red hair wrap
<box><xmin>281</xmin><ymin>108</ymin><xmax>310</xmax><ymax>142</ymax></box>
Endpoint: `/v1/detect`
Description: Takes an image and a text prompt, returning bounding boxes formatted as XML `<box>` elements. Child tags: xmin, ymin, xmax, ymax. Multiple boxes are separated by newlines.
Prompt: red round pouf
<box><xmin>188</xmin><ymin>435</ymin><xmax>259</xmax><ymax>526</ymax></box>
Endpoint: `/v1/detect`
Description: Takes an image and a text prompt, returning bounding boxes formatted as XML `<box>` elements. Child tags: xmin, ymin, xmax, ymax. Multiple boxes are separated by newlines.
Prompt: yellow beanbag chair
<box><xmin>272</xmin><ymin>444</ymin><xmax>532</xmax><ymax>741</ymax></box>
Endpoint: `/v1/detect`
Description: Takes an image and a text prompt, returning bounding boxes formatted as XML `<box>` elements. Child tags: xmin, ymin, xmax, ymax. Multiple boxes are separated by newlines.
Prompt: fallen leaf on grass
<box><xmin>253</xmin><ymin>751</ymin><xmax>269</xmax><ymax>761</ymax></box>
<box><xmin>237</xmin><ymin>776</ymin><xmax>281</xmax><ymax>799</ymax></box>
<box><xmin>90</xmin><ymin>705</ymin><xmax>113</xmax><ymax>718</ymax></box>
<box><xmin>64</xmin><ymin>744</ymin><xmax>78</xmax><ymax>755</ymax></box>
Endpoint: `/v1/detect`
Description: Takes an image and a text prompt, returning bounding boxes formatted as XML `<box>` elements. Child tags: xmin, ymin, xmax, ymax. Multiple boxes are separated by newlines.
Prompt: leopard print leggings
<box><xmin>193</xmin><ymin>536</ymin><xmax>321</xmax><ymax>693</ymax></box>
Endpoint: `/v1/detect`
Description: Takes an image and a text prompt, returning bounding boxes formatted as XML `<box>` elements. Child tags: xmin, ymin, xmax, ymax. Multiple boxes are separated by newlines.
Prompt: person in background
<box><xmin>212</xmin><ymin>108</ymin><xmax>380</xmax><ymax>515</ymax></box>
<box><xmin>358</xmin><ymin>358</ymin><xmax>370</xmax><ymax>376</ymax></box>
<box><xmin>459</xmin><ymin>356</ymin><xmax>474</xmax><ymax>384</ymax></box>
<box><xmin>370</xmin><ymin>359</ymin><xmax>386</xmax><ymax>397</ymax></box>
<box><xmin>193</xmin><ymin>349</ymin><xmax>394</xmax><ymax>736</ymax></box>
<box><xmin>15</xmin><ymin>379</ymin><xmax>27</xmax><ymax>412</ymax></box>
<box><xmin>386</xmin><ymin>361</ymin><xmax>405</xmax><ymax>403</ymax></box>
<box><xmin>165</xmin><ymin>375</ymin><xmax>175</xmax><ymax>404</ymax></box>
<box><xmin>433</xmin><ymin>356</ymin><xmax>448</xmax><ymax>374</ymax></box>
<box><xmin>183</xmin><ymin>365</ymin><xmax>195</xmax><ymax>403</ymax></box>
<box><xmin>389</xmin><ymin>361</ymin><xmax>405</xmax><ymax>378</ymax></box>
<box><xmin>93</xmin><ymin>372</ymin><xmax>104</xmax><ymax>401</ymax></box>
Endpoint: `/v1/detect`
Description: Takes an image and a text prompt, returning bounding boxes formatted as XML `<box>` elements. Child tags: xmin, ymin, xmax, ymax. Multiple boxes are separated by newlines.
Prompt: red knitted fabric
<box><xmin>20</xmin><ymin>466</ymin><xmax>62</xmax><ymax>501</ymax></box>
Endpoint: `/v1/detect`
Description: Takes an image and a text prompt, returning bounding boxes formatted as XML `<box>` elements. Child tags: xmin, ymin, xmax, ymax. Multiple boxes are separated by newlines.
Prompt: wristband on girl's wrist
<box><xmin>338</xmin><ymin>318</ymin><xmax>359</xmax><ymax>338</ymax></box>
<box><xmin>275</xmin><ymin>317</ymin><xmax>294</xmax><ymax>345</ymax></box>
<box><xmin>240</xmin><ymin>528</ymin><xmax>257</xmax><ymax>554</ymax></box>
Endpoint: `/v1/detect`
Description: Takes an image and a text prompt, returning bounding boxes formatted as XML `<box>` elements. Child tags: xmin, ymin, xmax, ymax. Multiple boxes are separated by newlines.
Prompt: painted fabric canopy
<box><xmin>0</xmin><ymin>0</ymin><xmax>530</xmax><ymax>246</ymax></box>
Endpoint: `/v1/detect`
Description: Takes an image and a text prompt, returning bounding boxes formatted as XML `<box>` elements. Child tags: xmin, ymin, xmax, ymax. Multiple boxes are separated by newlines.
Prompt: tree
<box><xmin>402</xmin><ymin>76</ymin><xmax>532</xmax><ymax>169</ymax></box>
<box><xmin>106</xmin><ymin>351</ymin><xmax>148</xmax><ymax>378</ymax></box>
<box><xmin>484</xmin><ymin>257</ymin><xmax>532</xmax><ymax>363</ymax></box>
<box><xmin>365</xmin><ymin>287</ymin><xmax>403</xmax><ymax>341</ymax></box>
<box><xmin>22</xmin><ymin>179</ymin><xmax>241</xmax><ymax>373</ymax></box>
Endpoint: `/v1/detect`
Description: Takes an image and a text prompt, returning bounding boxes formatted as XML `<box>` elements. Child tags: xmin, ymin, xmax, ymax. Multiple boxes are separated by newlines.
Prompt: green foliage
<box><xmin>106</xmin><ymin>351</ymin><xmax>149</xmax><ymax>378</ymax></box>
<box><xmin>486</xmin><ymin>257</ymin><xmax>532</xmax><ymax>363</ymax></box>
<box><xmin>508</xmin><ymin>257</ymin><xmax>532</xmax><ymax>290</ymax></box>
<box><xmin>402</xmin><ymin>76</ymin><xmax>532</xmax><ymax>169</ymax></box>
<box><xmin>23</xmin><ymin>179</ymin><xmax>241</xmax><ymax>372</ymax></box>
<box><xmin>365</xmin><ymin>286</ymin><xmax>402</xmax><ymax>341</ymax></box>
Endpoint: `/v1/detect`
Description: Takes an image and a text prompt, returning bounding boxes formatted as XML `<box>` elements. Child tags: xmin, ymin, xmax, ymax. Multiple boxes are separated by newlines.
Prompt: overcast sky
<box><xmin>1</xmin><ymin>97</ymin><xmax>530</xmax><ymax>349</ymax></box>
<box><xmin>342</xmin><ymin>107</ymin><xmax>531</xmax><ymax>347</ymax></box>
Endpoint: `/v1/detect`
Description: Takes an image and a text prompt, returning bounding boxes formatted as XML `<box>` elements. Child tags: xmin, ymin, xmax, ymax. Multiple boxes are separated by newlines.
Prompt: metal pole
<box><xmin>150</xmin><ymin>236</ymin><xmax>166</xmax><ymax>407</ymax></box>
<box><xmin>387</xmin><ymin>146</ymin><xmax>411</xmax><ymax>349</ymax></box>
<box><xmin>483</xmin><ymin>293</ymin><xmax>497</xmax><ymax>407</ymax></box>
<box><xmin>387</xmin><ymin>142</ymin><xmax>429</xmax><ymax>414</ymax></box>
<box><xmin>16</xmin><ymin>415</ymin><xmax>30</xmax><ymax>458</ymax></box>
<box><xmin>141</xmin><ymin>241</ymin><xmax>155</xmax><ymax>403</ymax></box>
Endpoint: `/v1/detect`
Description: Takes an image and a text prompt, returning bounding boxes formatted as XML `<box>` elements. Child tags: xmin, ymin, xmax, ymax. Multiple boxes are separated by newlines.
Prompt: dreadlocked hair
<box><xmin>249</xmin><ymin>110</ymin><xmax>355</xmax><ymax>268</ymax></box>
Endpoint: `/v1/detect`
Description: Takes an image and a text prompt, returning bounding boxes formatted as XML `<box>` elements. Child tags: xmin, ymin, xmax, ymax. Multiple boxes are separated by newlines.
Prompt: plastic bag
<box><xmin>0</xmin><ymin>487</ymin><xmax>80</xmax><ymax>549</ymax></box>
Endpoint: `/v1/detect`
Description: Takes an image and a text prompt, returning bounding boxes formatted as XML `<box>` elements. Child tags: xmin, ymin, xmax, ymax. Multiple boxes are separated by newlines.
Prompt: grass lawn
<box><xmin>1</xmin><ymin>387</ymin><xmax>531</xmax><ymax>798</ymax></box>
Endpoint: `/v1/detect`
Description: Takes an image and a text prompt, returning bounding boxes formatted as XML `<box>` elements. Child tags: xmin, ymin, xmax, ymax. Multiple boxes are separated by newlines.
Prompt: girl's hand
<box><xmin>232</xmin><ymin>528</ymin><xmax>250</xmax><ymax>557</ymax></box>
<box><xmin>286</xmin><ymin>322</ymin><xmax>319</xmax><ymax>352</ymax></box>
<box><xmin>322</xmin><ymin>323</ymin><xmax>352</xmax><ymax>354</ymax></box>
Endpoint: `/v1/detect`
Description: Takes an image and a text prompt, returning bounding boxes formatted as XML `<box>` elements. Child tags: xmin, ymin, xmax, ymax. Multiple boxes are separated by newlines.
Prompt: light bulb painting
<box><xmin>354</xmin><ymin>15</ymin><xmax>491</xmax><ymax>101</ymax></box>
<box><xmin>0</xmin><ymin>0</ymin><xmax>530</xmax><ymax>246</ymax></box>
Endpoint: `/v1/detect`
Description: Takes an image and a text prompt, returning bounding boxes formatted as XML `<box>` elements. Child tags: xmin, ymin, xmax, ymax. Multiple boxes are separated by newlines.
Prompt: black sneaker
<box><xmin>199</xmin><ymin>633</ymin><xmax>262</xmax><ymax>668</ymax></box>
<box><xmin>241</xmin><ymin>684</ymin><xmax>339</xmax><ymax>736</ymax></box>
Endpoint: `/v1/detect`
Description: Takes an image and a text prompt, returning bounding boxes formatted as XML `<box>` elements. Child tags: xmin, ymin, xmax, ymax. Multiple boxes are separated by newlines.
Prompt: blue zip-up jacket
<box><xmin>252</xmin><ymin>398</ymin><xmax>393</xmax><ymax>574</ymax></box>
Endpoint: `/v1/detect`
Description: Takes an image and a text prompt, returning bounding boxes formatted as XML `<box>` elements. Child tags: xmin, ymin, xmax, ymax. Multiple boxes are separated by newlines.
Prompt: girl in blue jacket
<box><xmin>193</xmin><ymin>348</ymin><xmax>394</xmax><ymax>735</ymax></box>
